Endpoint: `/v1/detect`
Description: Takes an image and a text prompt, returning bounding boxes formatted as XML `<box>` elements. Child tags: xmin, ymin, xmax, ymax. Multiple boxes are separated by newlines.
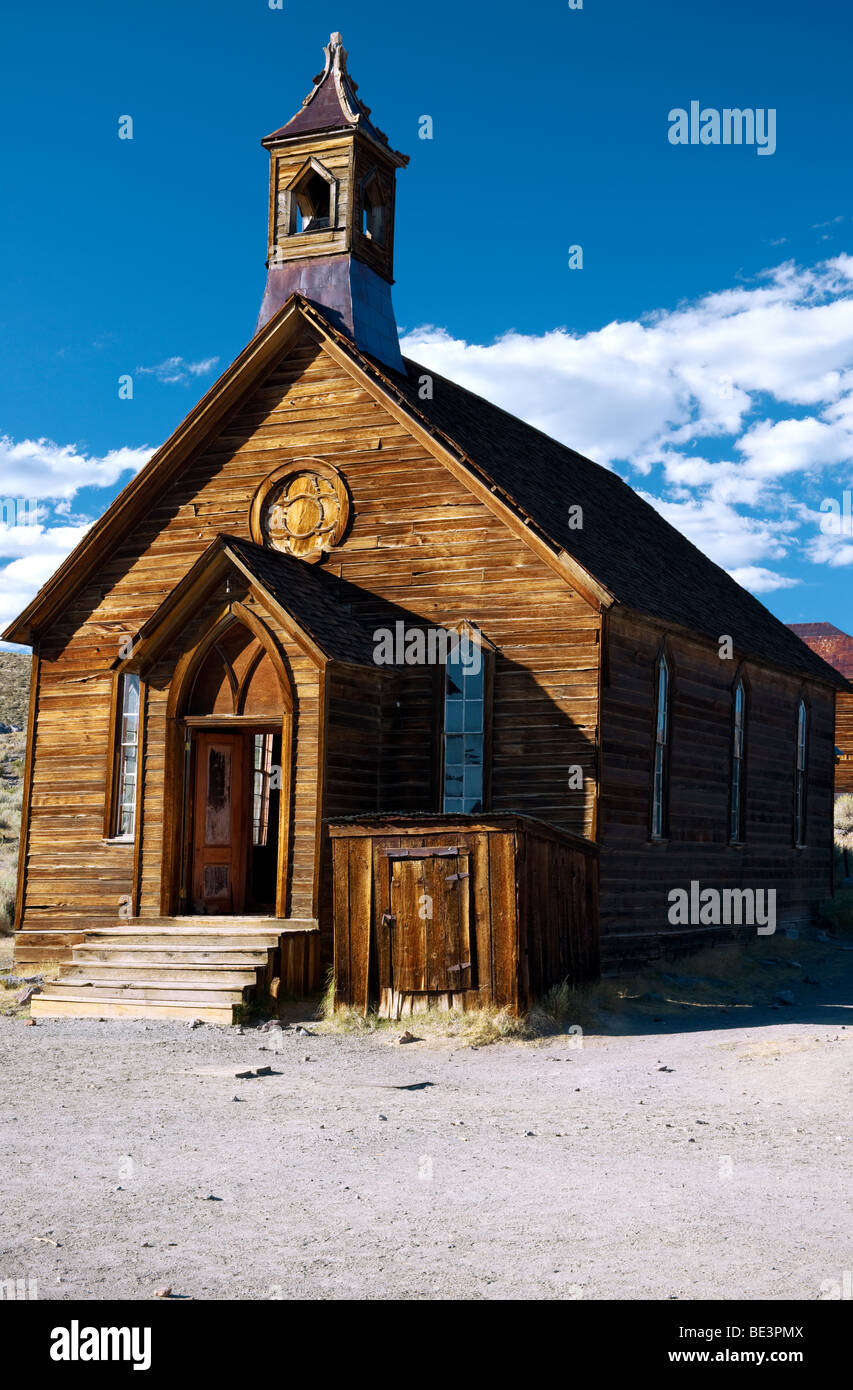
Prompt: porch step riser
<box><xmin>60</xmin><ymin>967</ymin><xmax>259</xmax><ymax>986</ymax></box>
<box><xmin>38</xmin><ymin>984</ymin><xmax>249</xmax><ymax>1006</ymax></box>
<box><xmin>31</xmin><ymin>998</ymin><xmax>234</xmax><ymax>1023</ymax></box>
<box><xmin>72</xmin><ymin>949</ymin><xmax>272</xmax><ymax>966</ymax></box>
<box><xmin>78</xmin><ymin>935</ymin><xmax>280</xmax><ymax>949</ymax></box>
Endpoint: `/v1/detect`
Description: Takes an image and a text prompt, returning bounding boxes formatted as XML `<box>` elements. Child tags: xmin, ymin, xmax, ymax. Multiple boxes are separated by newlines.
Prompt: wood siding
<box><xmin>599</xmin><ymin>609</ymin><xmax>836</xmax><ymax>968</ymax></box>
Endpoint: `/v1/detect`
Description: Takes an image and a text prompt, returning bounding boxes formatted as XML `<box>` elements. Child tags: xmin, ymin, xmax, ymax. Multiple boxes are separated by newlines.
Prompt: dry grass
<box><xmin>835</xmin><ymin>794</ymin><xmax>853</xmax><ymax>854</ymax></box>
<box><xmin>311</xmin><ymin>926</ymin><xmax>847</xmax><ymax>1047</ymax></box>
<box><xmin>314</xmin><ymin>971</ymin><xmax>618</xmax><ymax>1046</ymax></box>
<box><xmin>0</xmin><ymin>951</ymin><xmax>63</xmax><ymax>1018</ymax></box>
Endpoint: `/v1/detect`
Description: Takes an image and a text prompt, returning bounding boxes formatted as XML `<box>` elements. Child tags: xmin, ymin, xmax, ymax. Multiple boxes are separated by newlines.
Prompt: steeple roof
<box><xmin>263</xmin><ymin>32</ymin><xmax>408</xmax><ymax>164</ymax></box>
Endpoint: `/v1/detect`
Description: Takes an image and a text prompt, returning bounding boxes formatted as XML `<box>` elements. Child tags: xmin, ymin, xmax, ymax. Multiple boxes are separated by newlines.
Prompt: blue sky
<box><xmin>1</xmin><ymin>0</ymin><xmax>852</xmax><ymax>641</ymax></box>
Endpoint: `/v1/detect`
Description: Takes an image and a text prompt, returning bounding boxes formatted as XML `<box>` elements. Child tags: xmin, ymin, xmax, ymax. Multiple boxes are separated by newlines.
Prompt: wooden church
<box><xmin>5</xmin><ymin>33</ymin><xmax>847</xmax><ymax>1022</ymax></box>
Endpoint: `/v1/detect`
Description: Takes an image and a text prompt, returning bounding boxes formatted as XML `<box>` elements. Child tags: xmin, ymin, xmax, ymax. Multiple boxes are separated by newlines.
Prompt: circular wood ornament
<box><xmin>249</xmin><ymin>460</ymin><xmax>350</xmax><ymax>562</ymax></box>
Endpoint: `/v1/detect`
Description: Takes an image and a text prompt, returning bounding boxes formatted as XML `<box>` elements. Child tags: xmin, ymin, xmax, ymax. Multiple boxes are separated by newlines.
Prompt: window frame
<box><xmin>280</xmin><ymin>158</ymin><xmax>339</xmax><ymax>241</ymax></box>
<box><xmin>650</xmin><ymin>646</ymin><xmax>672</xmax><ymax>841</ymax></box>
<box><xmin>794</xmin><ymin>695</ymin><xmax>809</xmax><ymax>848</ymax></box>
<box><xmin>437</xmin><ymin>625</ymin><xmax>495</xmax><ymax>816</ymax></box>
<box><xmin>105</xmin><ymin>671</ymin><xmax>142</xmax><ymax>842</ymax></box>
<box><xmin>360</xmin><ymin>169</ymin><xmax>386</xmax><ymax>245</ymax></box>
<box><xmin>729</xmin><ymin>672</ymin><xmax>748</xmax><ymax>845</ymax></box>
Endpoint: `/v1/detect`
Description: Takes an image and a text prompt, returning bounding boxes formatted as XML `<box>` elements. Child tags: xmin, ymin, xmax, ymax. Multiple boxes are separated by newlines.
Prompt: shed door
<box><xmin>191</xmin><ymin>733</ymin><xmax>247</xmax><ymax>914</ymax></box>
<box><xmin>388</xmin><ymin>852</ymin><xmax>473</xmax><ymax>993</ymax></box>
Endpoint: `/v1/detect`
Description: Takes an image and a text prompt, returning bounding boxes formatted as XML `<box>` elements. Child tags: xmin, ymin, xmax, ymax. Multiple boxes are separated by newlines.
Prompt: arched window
<box><xmin>651</xmin><ymin>652</ymin><xmax>670</xmax><ymax>839</ymax></box>
<box><xmin>186</xmin><ymin>623</ymin><xmax>282</xmax><ymax>719</ymax></box>
<box><xmin>794</xmin><ymin>698</ymin><xmax>808</xmax><ymax>846</ymax></box>
<box><xmin>730</xmin><ymin>677</ymin><xmax>747</xmax><ymax>842</ymax></box>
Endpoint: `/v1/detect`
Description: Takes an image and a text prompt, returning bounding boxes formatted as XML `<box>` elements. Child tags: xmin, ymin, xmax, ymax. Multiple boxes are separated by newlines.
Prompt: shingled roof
<box><xmin>263</xmin><ymin>32</ymin><xmax>407</xmax><ymax>162</ymax></box>
<box><xmin>383</xmin><ymin>356</ymin><xmax>847</xmax><ymax>689</ymax></box>
<box><xmin>787</xmin><ymin>623</ymin><xmax>853</xmax><ymax>681</ymax></box>
<box><xmin>276</xmin><ymin>295</ymin><xmax>845</xmax><ymax>690</ymax></box>
<box><xmin>224</xmin><ymin>537</ymin><xmax>379</xmax><ymax>667</ymax></box>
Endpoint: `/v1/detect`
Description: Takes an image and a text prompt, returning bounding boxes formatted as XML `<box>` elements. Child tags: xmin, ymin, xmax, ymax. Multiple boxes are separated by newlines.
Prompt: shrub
<box><xmin>0</xmin><ymin>868</ymin><xmax>16</xmax><ymax>933</ymax></box>
<box><xmin>835</xmin><ymin>794</ymin><xmax>853</xmax><ymax>854</ymax></box>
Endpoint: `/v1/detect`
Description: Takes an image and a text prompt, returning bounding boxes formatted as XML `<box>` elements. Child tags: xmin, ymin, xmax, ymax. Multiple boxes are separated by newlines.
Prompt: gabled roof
<box><xmin>384</xmin><ymin>360</ymin><xmax>850</xmax><ymax>690</ymax></box>
<box><xmin>118</xmin><ymin>535</ymin><xmax>379</xmax><ymax>672</ymax></box>
<box><xmin>287</xmin><ymin>299</ymin><xmax>848</xmax><ymax>691</ymax></box>
<box><xmin>4</xmin><ymin>292</ymin><xmax>848</xmax><ymax>692</ymax></box>
<box><xmin>787</xmin><ymin>623</ymin><xmax>853</xmax><ymax>681</ymax></box>
<box><xmin>263</xmin><ymin>32</ymin><xmax>408</xmax><ymax>166</ymax></box>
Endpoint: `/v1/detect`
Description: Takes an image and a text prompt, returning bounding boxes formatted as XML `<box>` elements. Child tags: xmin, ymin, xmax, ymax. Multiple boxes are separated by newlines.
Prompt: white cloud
<box><xmin>0</xmin><ymin>437</ymin><xmax>153</xmax><ymax>501</ymax></box>
<box><xmin>137</xmin><ymin>355</ymin><xmax>220</xmax><ymax>385</ymax></box>
<box><xmin>402</xmin><ymin>254</ymin><xmax>853</xmax><ymax>594</ymax></box>
<box><xmin>0</xmin><ymin>533</ymin><xmax>91</xmax><ymax>635</ymax></box>
<box><xmin>0</xmin><ymin>439</ymin><xmax>150</xmax><ymax>636</ymax></box>
<box><xmin>726</xmin><ymin>566</ymin><xmax>801</xmax><ymax>593</ymax></box>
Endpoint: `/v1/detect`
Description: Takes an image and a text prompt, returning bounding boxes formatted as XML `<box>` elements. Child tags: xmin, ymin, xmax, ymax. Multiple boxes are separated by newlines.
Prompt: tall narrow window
<box><xmin>651</xmin><ymin>653</ymin><xmax>670</xmax><ymax>839</ymax></box>
<box><xmin>442</xmin><ymin>635</ymin><xmax>489</xmax><ymax>814</ymax></box>
<box><xmin>794</xmin><ymin>698</ymin><xmax>808</xmax><ymax>846</ymax></box>
<box><xmin>113</xmin><ymin>674</ymin><xmax>140</xmax><ymax>838</ymax></box>
<box><xmin>730</xmin><ymin>678</ymin><xmax>747</xmax><ymax>842</ymax></box>
<box><xmin>253</xmin><ymin>733</ymin><xmax>274</xmax><ymax>848</ymax></box>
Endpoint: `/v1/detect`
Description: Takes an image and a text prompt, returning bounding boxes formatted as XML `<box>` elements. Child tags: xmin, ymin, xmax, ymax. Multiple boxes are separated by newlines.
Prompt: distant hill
<box><xmin>0</xmin><ymin>652</ymin><xmax>31</xmax><ymax>729</ymax></box>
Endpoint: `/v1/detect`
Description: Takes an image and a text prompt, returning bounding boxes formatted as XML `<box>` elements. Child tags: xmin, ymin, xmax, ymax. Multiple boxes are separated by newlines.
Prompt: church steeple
<box><xmin>257</xmin><ymin>33</ymin><xmax>409</xmax><ymax>371</ymax></box>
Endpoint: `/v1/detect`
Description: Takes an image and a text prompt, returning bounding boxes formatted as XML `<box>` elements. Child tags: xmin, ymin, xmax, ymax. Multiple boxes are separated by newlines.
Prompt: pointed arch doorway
<box><xmin>169</xmin><ymin>608</ymin><xmax>294</xmax><ymax>917</ymax></box>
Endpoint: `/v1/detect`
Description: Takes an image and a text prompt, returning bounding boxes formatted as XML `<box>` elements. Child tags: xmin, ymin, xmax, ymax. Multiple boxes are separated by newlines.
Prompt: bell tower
<box><xmin>257</xmin><ymin>33</ymin><xmax>409</xmax><ymax>372</ymax></box>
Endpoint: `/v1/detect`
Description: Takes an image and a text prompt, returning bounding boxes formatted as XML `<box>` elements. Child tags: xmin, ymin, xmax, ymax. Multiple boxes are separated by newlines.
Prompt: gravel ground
<box><xmin>1</xmin><ymin>941</ymin><xmax>852</xmax><ymax>1302</ymax></box>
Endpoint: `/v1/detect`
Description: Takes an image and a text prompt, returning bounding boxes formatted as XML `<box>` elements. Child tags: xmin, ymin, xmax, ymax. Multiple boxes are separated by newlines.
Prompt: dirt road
<box><xmin>1</xmin><ymin>953</ymin><xmax>851</xmax><ymax>1301</ymax></box>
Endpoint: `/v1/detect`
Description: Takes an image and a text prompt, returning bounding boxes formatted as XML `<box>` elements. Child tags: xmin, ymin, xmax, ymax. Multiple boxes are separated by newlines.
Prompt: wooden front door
<box><xmin>191</xmin><ymin>733</ymin><xmax>247</xmax><ymax>915</ymax></box>
<box><xmin>387</xmin><ymin>850</ymin><xmax>473</xmax><ymax>994</ymax></box>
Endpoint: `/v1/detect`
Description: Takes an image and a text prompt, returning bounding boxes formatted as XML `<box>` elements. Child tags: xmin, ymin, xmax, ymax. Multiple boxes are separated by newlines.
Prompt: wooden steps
<box><xmin>29</xmin><ymin>920</ymin><xmax>294</xmax><ymax>1023</ymax></box>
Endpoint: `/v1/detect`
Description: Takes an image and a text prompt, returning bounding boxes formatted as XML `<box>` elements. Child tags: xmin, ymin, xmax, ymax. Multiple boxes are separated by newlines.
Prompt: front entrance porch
<box><xmin>31</xmin><ymin>918</ymin><xmax>319</xmax><ymax>1023</ymax></box>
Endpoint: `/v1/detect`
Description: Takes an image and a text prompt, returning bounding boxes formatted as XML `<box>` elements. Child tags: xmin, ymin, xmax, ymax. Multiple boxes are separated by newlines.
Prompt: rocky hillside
<box><xmin>0</xmin><ymin>653</ymin><xmax>29</xmax><ymax>928</ymax></box>
<box><xmin>0</xmin><ymin>651</ymin><xmax>31</xmax><ymax>730</ymax></box>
